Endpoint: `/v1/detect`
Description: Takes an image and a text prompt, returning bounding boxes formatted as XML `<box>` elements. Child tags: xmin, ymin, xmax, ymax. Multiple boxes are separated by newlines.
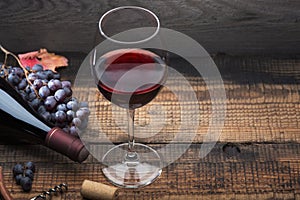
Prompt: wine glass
<box><xmin>91</xmin><ymin>6</ymin><xmax>167</xmax><ymax>188</ymax></box>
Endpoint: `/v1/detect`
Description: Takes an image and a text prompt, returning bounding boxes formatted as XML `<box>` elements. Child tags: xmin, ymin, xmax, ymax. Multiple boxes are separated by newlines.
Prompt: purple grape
<box><xmin>45</xmin><ymin>70</ymin><xmax>54</xmax><ymax>80</ymax></box>
<box><xmin>12</xmin><ymin>67</ymin><xmax>24</xmax><ymax>77</ymax></box>
<box><xmin>57</xmin><ymin>104</ymin><xmax>67</xmax><ymax>112</ymax></box>
<box><xmin>7</xmin><ymin>66</ymin><xmax>13</xmax><ymax>73</ymax></box>
<box><xmin>79</xmin><ymin>118</ymin><xmax>89</xmax><ymax>129</ymax></box>
<box><xmin>19</xmin><ymin>91</ymin><xmax>28</xmax><ymax>100</ymax></box>
<box><xmin>63</xmin><ymin>87</ymin><xmax>72</xmax><ymax>97</ymax></box>
<box><xmin>54</xmin><ymin>89</ymin><xmax>66</xmax><ymax>102</ymax></box>
<box><xmin>30</xmin><ymin>98</ymin><xmax>41</xmax><ymax>110</ymax></box>
<box><xmin>25</xmin><ymin>162</ymin><xmax>35</xmax><ymax>173</ymax></box>
<box><xmin>61</xmin><ymin>81</ymin><xmax>71</xmax><ymax>88</ymax></box>
<box><xmin>66</xmin><ymin>110</ymin><xmax>75</xmax><ymax>121</ymax></box>
<box><xmin>32</xmin><ymin>64</ymin><xmax>43</xmax><ymax>72</ymax></box>
<box><xmin>15</xmin><ymin>174</ymin><xmax>23</xmax><ymax>185</ymax></box>
<box><xmin>55</xmin><ymin>110</ymin><xmax>66</xmax><ymax>122</ymax></box>
<box><xmin>48</xmin><ymin>79</ymin><xmax>62</xmax><ymax>92</ymax></box>
<box><xmin>20</xmin><ymin>176</ymin><xmax>32</xmax><ymax>192</ymax></box>
<box><xmin>69</xmin><ymin>126</ymin><xmax>81</xmax><ymax>137</ymax></box>
<box><xmin>50</xmin><ymin>112</ymin><xmax>56</xmax><ymax>122</ymax></box>
<box><xmin>36</xmin><ymin>71</ymin><xmax>48</xmax><ymax>80</ymax></box>
<box><xmin>27</xmin><ymin>73</ymin><xmax>38</xmax><ymax>82</ymax></box>
<box><xmin>67</xmin><ymin>101</ymin><xmax>79</xmax><ymax>111</ymax></box>
<box><xmin>28</xmin><ymin>92</ymin><xmax>37</xmax><ymax>101</ymax></box>
<box><xmin>33</xmin><ymin>79</ymin><xmax>43</xmax><ymax>90</ymax></box>
<box><xmin>24</xmin><ymin>169</ymin><xmax>34</xmax><ymax>180</ymax></box>
<box><xmin>38</xmin><ymin>105</ymin><xmax>47</xmax><ymax>114</ymax></box>
<box><xmin>76</xmin><ymin>109</ymin><xmax>86</xmax><ymax>120</ymax></box>
<box><xmin>44</xmin><ymin>96</ymin><xmax>57</xmax><ymax>111</ymax></box>
<box><xmin>7</xmin><ymin>73</ymin><xmax>20</xmax><ymax>85</ymax></box>
<box><xmin>39</xmin><ymin>86</ymin><xmax>50</xmax><ymax>99</ymax></box>
<box><xmin>13</xmin><ymin>164</ymin><xmax>23</xmax><ymax>176</ymax></box>
<box><xmin>18</xmin><ymin>78</ymin><xmax>27</xmax><ymax>90</ymax></box>
<box><xmin>72</xmin><ymin>117</ymin><xmax>81</xmax><ymax>127</ymax></box>
<box><xmin>77</xmin><ymin>108</ymin><xmax>90</xmax><ymax>121</ymax></box>
<box><xmin>41</xmin><ymin>111</ymin><xmax>51</xmax><ymax>121</ymax></box>
<box><xmin>25</xmin><ymin>85</ymin><xmax>33</xmax><ymax>94</ymax></box>
<box><xmin>81</xmin><ymin>107</ymin><xmax>90</xmax><ymax>115</ymax></box>
<box><xmin>42</xmin><ymin>79</ymin><xmax>48</xmax><ymax>85</ymax></box>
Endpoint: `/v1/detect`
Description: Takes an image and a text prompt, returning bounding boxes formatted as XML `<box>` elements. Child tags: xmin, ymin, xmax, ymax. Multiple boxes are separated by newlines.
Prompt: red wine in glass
<box><xmin>95</xmin><ymin>49</ymin><xmax>167</xmax><ymax>109</ymax></box>
<box><xmin>92</xmin><ymin>6</ymin><xmax>165</xmax><ymax>189</ymax></box>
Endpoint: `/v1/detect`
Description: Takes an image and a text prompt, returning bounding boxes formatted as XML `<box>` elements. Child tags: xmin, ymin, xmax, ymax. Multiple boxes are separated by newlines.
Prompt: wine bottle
<box><xmin>0</xmin><ymin>77</ymin><xmax>89</xmax><ymax>163</ymax></box>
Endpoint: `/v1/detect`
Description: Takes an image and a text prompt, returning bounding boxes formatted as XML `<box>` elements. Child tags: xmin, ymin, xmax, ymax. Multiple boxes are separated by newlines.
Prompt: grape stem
<box><xmin>0</xmin><ymin>45</ymin><xmax>41</xmax><ymax>98</ymax></box>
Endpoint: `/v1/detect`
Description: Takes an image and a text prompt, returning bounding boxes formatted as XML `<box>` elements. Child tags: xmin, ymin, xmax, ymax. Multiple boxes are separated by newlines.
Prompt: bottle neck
<box><xmin>0</xmin><ymin>88</ymin><xmax>51</xmax><ymax>132</ymax></box>
<box><xmin>45</xmin><ymin>127</ymin><xmax>89</xmax><ymax>163</ymax></box>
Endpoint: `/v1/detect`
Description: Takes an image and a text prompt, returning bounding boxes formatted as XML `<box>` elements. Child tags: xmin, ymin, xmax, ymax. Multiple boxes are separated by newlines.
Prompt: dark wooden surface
<box><xmin>0</xmin><ymin>0</ymin><xmax>300</xmax><ymax>55</ymax></box>
<box><xmin>1</xmin><ymin>1</ymin><xmax>300</xmax><ymax>199</ymax></box>
<box><xmin>1</xmin><ymin>143</ymin><xmax>300</xmax><ymax>200</ymax></box>
<box><xmin>0</xmin><ymin>55</ymin><xmax>300</xmax><ymax>199</ymax></box>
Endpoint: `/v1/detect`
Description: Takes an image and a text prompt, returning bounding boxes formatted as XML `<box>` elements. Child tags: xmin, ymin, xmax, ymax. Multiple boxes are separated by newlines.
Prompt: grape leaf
<box><xmin>18</xmin><ymin>49</ymin><xmax>68</xmax><ymax>72</ymax></box>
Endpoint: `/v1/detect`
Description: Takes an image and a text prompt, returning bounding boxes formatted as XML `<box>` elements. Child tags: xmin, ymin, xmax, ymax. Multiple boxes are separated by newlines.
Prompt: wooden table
<box><xmin>1</xmin><ymin>0</ymin><xmax>300</xmax><ymax>199</ymax></box>
<box><xmin>0</xmin><ymin>55</ymin><xmax>300</xmax><ymax>199</ymax></box>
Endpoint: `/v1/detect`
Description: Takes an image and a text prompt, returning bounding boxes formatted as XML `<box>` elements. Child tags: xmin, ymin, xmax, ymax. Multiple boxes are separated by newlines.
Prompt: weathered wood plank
<box><xmin>1</xmin><ymin>55</ymin><xmax>300</xmax><ymax>145</ymax></box>
<box><xmin>1</xmin><ymin>143</ymin><xmax>300</xmax><ymax>199</ymax></box>
<box><xmin>73</xmin><ymin>55</ymin><xmax>300</xmax><ymax>144</ymax></box>
<box><xmin>0</xmin><ymin>0</ymin><xmax>299</xmax><ymax>55</ymax></box>
<box><xmin>0</xmin><ymin>53</ymin><xmax>299</xmax><ymax>199</ymax></box>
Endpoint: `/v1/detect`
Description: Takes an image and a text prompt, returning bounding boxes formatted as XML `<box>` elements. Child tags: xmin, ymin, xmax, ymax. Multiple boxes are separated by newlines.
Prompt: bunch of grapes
<box><xmin>0</xmin><ymin>63</ymin><xmax>90</xmax><ymax>137</ymax></box>
<box><xmin>12</xmin><ymin>162</ymin><xmax>36</xmax><ymax>192</ymax></box>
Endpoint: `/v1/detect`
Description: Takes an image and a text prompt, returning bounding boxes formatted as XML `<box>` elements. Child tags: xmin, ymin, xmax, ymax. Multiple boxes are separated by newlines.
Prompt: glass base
<box><xmin>102</xmin><ymin>143</ymin><xmax>162</xmax><ymax>188</ymax></box>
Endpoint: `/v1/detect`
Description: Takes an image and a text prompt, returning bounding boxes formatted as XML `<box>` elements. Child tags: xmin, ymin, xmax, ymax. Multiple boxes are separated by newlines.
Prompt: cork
<box><xmin>80</xmin><ymin>180</ymin><xmax>119</xmax><ymax>200</ymax></box>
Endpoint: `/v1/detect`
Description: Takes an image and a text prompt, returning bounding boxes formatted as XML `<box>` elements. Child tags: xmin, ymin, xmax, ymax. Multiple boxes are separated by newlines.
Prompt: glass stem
<box><xmin>127</xmin><ymin>109</ymin><xmax>137</xmax><ymax>158</ymax></box>
<box><xmin>125</xmin><ymin>109</ymin><xmax>139</xmax><ymax>163</ymax></box>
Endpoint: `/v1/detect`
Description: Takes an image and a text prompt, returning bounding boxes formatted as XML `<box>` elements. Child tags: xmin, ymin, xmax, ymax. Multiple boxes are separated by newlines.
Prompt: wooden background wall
<box><xmin>0</xmin><ymin>0</ymin><xmax>299</xmax><ymax>55</ymax></box>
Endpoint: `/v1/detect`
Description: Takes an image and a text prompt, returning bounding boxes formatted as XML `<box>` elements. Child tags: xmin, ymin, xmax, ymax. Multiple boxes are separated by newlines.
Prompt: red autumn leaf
<box><xmin>18</xmin><ymin>49</ymin><xmax>68</xmax><ymax>72</ymax></box>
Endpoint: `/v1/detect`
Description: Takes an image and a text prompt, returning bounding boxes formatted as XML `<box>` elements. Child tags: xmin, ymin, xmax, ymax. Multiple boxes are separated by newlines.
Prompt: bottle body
<box><xmin>0</xmin><ymin>77</ymin><xmax>89</xmax><ymax>162</ymax></box>
<box><xmin>0</xmin><ymin>110</ymin><xmax>46</xmax><ymax>144</ymax></box>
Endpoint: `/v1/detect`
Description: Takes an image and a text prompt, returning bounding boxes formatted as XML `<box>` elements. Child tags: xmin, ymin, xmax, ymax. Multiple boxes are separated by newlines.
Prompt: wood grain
<box><xmin>0</xmin><ymin>0</ymin><xmax>299</xmax><ymax>55</ymax></box>
<box><xmin>1</xmin><ymin>143</ymin><xmax>300</xmax><ymax>199</ymax></box>
<box><xmin>0</xmin><ymin>55</ymin><xmax>299</xmax><ymax>199</ymax></box>
<box><xmin>73</xmin><ymin>55</ymin><xmax>300</xmax><ymax>144</ymax></box>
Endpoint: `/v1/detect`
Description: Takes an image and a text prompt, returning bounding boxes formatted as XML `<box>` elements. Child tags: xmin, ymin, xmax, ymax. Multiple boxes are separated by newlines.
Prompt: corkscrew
<box><xmin>30</xmin><ymin>183</ymin><xmax>68</xmax><ymax>200</ymax></box>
